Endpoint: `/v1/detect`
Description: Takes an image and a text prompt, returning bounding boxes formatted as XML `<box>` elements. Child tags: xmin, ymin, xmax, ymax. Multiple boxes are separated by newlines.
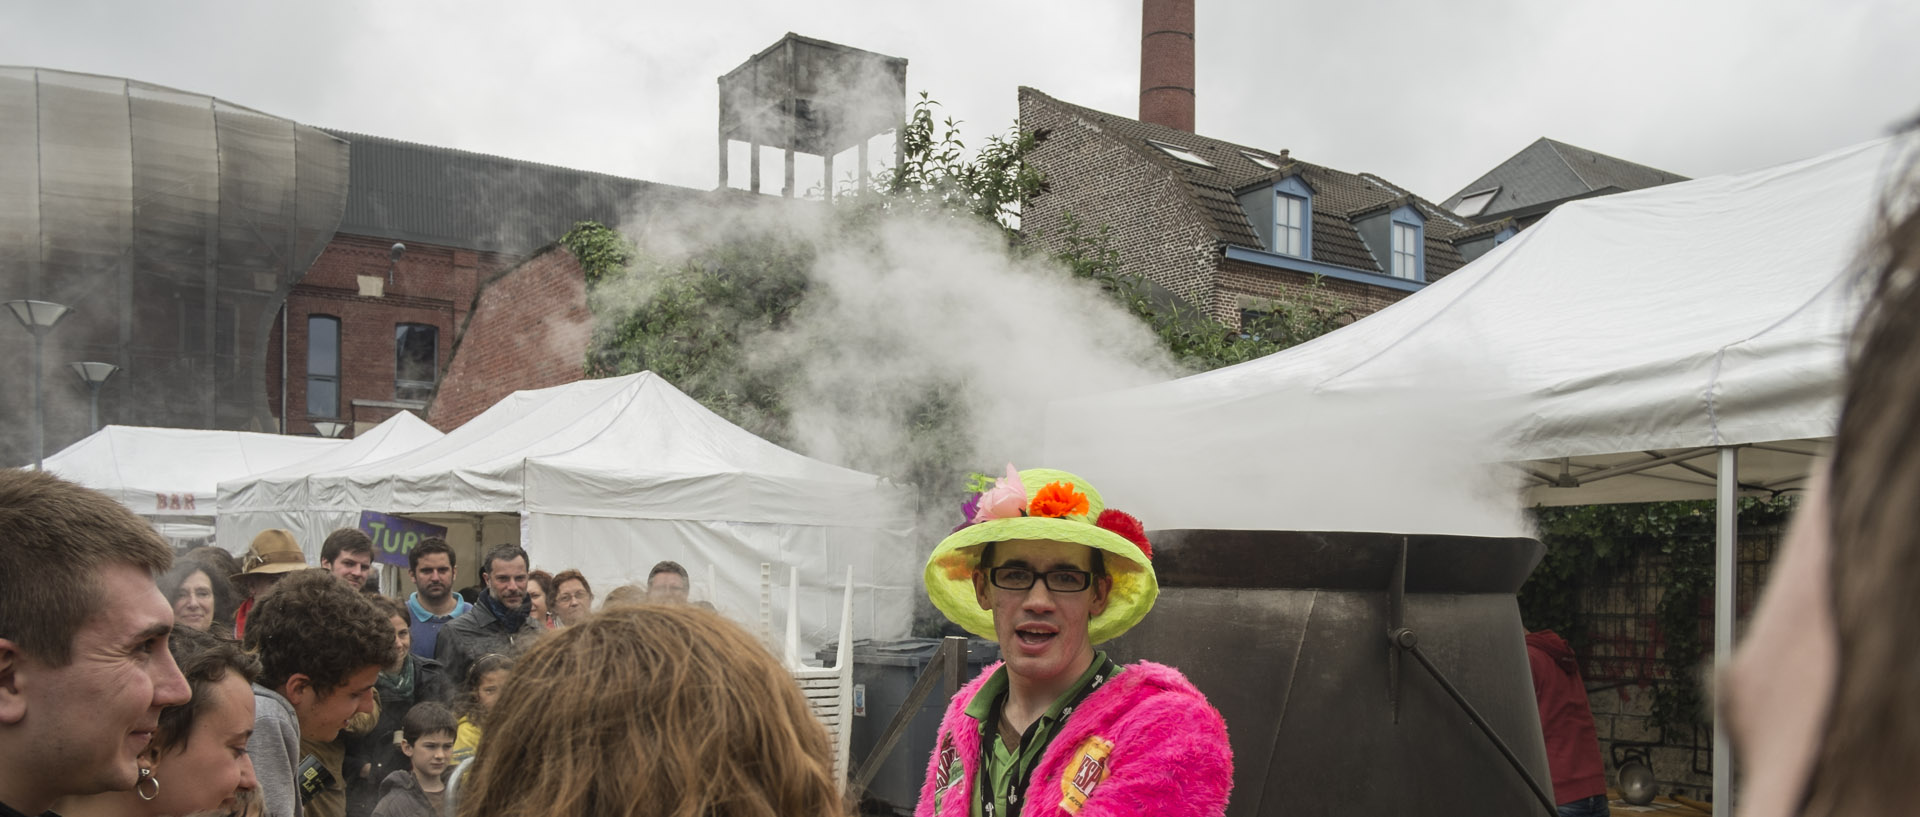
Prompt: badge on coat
<box><xmin>1059</xmin><ymin>735</ymin><xmax>1115</xmax><ymax>814</ymax></box>
<box><xmin>933</xmin><ymin>731</ymin><xmax>962</xmax><ymax>808</ymax></box>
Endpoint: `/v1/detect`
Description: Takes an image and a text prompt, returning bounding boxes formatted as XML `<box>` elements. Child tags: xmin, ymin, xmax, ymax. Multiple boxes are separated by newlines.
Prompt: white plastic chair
<box><xmin>784</xmin><ymin>565</ymin><xmax>855</xmax><ymax>792</ymax></box>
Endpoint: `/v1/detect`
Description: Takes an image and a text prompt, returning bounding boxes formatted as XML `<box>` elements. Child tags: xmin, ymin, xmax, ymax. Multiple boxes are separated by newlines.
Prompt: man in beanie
<box><xmin>917</xmin><ymin>466</ymin><xmax>1232</xmax><ymax>817</ymax></box>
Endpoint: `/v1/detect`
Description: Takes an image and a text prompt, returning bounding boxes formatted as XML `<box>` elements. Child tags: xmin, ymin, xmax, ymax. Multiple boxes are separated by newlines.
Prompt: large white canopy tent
<box><xmin>1048</xmin><ymin>138</ymin><xmax>1901</xmax><ymax>812</ymax></box>
<box><xmin>39</xmin><ymin>426</ymin><xmax>347</xmax><ymax>545</ymax></box>
<box><xmin>216</xmin><ymin>411</ymin><xmax>447</xmax><ymax>562</ymax></box>
<box><xmin>297</xmin><ymin>372</ymin><xmax>918</xmax><ymax>649</ymax></box>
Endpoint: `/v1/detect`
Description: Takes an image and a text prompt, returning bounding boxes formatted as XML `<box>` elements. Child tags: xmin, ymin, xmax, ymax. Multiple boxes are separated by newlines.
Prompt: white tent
<box><xmin>1048</xmin><ymin>138</ymin><xmax>1899</xmax><ymax>811</ymax></box>
<box><xmin>301</xmin><ymin>372</ymin><xmax>919</xmax><ymax>648</ymax></box>
<box><xmin>216</xmin><ymin>411</ymin><xmax>447</xmax><ymax>561</ymax></box>
<box><xmin>40</xmin><ymin>425</ymin><xmax>347</xmax><ymax>544</ymax></box>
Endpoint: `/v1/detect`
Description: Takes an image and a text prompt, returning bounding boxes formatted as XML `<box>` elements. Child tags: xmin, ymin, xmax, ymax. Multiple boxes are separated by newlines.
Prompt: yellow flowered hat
<box><xmin>924</xmin><ymin>465</ymin><xmax>1157</xmax><ymax>644</ymax></box>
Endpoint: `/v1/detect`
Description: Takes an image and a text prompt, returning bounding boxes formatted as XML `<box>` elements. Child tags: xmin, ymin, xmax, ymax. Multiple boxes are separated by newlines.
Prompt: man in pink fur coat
<box><xmin>917</xmin><ymin>466</ymin><xmax>1232</xmax><ymax>817</ymax></box>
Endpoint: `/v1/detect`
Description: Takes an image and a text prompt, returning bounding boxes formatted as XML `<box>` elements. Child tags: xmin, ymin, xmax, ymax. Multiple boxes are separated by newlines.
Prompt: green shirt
<box><xmin>966</xmin><ymin>653</ymin><xmax>1118</xmax><ymax>817</ymax></box>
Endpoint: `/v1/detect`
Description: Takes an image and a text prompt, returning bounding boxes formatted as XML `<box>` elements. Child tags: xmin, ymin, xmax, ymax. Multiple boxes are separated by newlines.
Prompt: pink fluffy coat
<box><xmin>915</xmin><ymin>660</ymin><xmax>1233</xmax><ymax>817</ymax></box>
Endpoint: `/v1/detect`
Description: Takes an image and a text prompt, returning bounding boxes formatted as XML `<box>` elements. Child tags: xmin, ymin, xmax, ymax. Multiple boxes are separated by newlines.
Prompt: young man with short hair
<box><xmin>433</xmin><ymin>544</ymin><xmax>540</xmax><ymax>686</ymax></box>
<box><xmin>244</xmin><ymin>570</ymin><xmax>397</xmax><ymax>817</ymax></box>
<box><xmin>370</xmin><ymin>702</ymin><xmax>457</xmax><ymax>817</ymax></box>
<box><xmin>646</xmin><ymin>559</ymin><xmax>690</xmax><ymax>604</ymax></box>
<box><xmin>404</xmin><ymin>539</ymin><xmax>468</xmax><ymax>661</ymax></box>
<box><xmin>0</xmin><ymin>471</ymin><xmax>192</xmax><ymax>817</ymax></box>
<box><xmin>918</xmin><ymin>466</ymin><xmax>1232</xmax><ymax>817</ymax></box>
<box><xmin>320</xmin><ymin>529</ymin><xmax>376</xmax><ymax>589</ymax></box>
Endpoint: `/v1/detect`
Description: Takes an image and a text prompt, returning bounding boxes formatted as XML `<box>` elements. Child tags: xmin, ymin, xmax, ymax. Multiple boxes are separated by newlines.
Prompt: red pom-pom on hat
<box><xmin>1095</xmin><ymin>509</ymin><xmax>1152</xmax><ymax>561</ymax></box>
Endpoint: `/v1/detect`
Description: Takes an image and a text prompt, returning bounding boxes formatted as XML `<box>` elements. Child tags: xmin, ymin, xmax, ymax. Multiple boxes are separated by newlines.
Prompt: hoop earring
<box><xmin>135</xmin><ymin>766</ymin><xmax>161</xmax><ymax>801</ymax></box>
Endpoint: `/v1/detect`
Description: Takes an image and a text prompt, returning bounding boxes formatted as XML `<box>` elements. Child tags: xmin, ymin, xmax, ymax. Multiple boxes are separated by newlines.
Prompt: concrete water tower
<box><xmin>717</xmin><ymin>33</ymin><xmax>908</xmax><ymax>200</ymax></box>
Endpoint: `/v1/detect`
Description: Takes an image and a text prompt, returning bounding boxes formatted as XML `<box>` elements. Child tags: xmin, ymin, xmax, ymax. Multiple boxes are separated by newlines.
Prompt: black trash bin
<box><xmin>816</xmin><ymin>637</ymin><xmax>1001</xmax><ymax>815</ymax></box>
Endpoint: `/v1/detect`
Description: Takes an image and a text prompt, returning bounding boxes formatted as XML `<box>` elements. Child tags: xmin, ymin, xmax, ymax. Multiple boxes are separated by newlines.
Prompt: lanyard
<box><xmin>980</xmin><ymin>655</ymin><xmax>1118</xmax><ymax>817</ymax></box>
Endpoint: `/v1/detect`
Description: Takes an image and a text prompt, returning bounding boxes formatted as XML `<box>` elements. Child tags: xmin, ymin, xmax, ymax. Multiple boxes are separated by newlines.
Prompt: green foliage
<box><xmin>558</xmin><ymin>222</ymin><xmax>636</xmax><ymax>286</ymax></box>
<box><xmin>1049</xmin><ymin>214</ymin><xmax>1350</xmax><ymax>372</ymax></box>
<box><xmin>1520</xmin><ymin>496</ymin><xmax>1797</xmax><ymax>737</ymax></box>
<box><xmin>865</xmin><ymin>93</ymin><xmax>1045</xmax><ymax>234</ymax></box>
<box><xmin>581</xmin><ymin>230</ymin><xmax>811</xmax><ymax>444</ymax></box>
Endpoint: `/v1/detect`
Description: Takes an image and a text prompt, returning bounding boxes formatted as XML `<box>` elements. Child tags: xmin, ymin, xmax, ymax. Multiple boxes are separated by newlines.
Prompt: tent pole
<box><xmin>1714</xmin><ymin>446</ymin><xmax>1737</xmax><ymax>814</ymax></box>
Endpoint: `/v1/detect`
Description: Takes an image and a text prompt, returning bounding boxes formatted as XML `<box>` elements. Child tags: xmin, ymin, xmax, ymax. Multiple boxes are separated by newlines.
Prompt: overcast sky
<box><xmin>4</xmin><ymin>0</ymin><xmax>1917</xmax><ymax>202</ymax></box>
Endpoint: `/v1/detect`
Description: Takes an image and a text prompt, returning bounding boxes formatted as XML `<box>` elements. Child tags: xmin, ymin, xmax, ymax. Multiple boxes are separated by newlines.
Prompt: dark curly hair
<box><xmin>153</xmin><ymin>626</ymin><xmax>260</xmax><ymax>757</ymax></box>
<box><xmin>243</xmin><ymin>569</ymin><xmax>394</xmax><ymax>694</ymax></box>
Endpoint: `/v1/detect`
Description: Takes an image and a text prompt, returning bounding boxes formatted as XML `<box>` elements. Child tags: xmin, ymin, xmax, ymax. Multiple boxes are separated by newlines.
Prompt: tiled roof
<box><xmin>1021</xmin><ymin>89</ymin><xmax>1472</xmax><ymax>279</ymax></box>
<box><xmin>1442</xmin><ymin>137</ymin><xmax>1688</xmax><ymax>221</ymax></box>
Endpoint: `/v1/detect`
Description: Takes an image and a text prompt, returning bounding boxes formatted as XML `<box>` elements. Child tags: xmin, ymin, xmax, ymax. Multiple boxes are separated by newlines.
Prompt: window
<box><xmin>1241</xmin><ymin>151</ymin><xmax>1280</xmax><ymax>171</ymax></box>
<box><xmin>1275</xmin><ymin>193</ymin><xmax>1307</xmax><ymax>257</ymax></box>
<box><xmin>395</xmin><ymin>323</ymin><xmax>438</xmax><ymax>402</ymax></box>
<box><xmin>1391</xmin><ymin>223</ymin><xmax>1421</xmax><ymax>280</ymax></box>
<box><xmin>1453</xmin><ymin>187</ymin><xmax>1499</xmax><ymax>218</ymax></box>
<box><xmin>1147</xmin><ymin>139</ymin><xmax>1214</xmax><ymax>167</ymax></box>
<box><xmin>307</xmin><ymin>315</ymin><xmax>340</xmax><ymax>418</ymax></box>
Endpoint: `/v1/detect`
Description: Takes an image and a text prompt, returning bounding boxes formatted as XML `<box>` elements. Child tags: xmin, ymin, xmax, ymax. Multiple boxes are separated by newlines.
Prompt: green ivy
<box><xmin>1520</xmin><ymin>496</ymin><xmax>1796</xmax><ymax>737</ymax></box>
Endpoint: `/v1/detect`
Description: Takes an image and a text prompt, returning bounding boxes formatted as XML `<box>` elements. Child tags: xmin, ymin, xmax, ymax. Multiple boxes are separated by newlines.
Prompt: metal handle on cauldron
<box><xmin>1390</xmin><ymin>627</ymin><xmax>1559</xmax><ymax>817</ymax></box>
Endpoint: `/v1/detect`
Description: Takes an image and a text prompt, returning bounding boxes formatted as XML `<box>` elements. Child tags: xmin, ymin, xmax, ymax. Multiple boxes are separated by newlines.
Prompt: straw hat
<box><xmin>236</xmin><ymin>529</ymin><xmax>308</xmax><ymax>577</ymax></box>
<box><xmin>924</xmin><ymin>466</ymin><xmax>1157</xmax><ymax>644</ymax></box>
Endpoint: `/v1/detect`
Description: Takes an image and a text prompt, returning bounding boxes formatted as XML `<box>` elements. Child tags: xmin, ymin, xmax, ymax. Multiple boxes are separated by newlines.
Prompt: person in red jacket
<box><xmin>1526</xmin><ymin>630</ymin><xmax>1608</xmax><ymax>817</ymax></box>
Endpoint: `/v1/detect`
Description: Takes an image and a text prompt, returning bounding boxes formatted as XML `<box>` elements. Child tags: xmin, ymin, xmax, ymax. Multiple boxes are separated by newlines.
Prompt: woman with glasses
<box><xmin>547</xmin><ymin>570</ymin><xmax>594</xmax><ymax>628</ymax></box>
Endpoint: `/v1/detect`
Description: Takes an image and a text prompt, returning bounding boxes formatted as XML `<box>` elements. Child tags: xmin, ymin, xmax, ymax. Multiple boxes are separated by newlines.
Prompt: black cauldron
<box><xmin>1104</xmin><ymin>530</ymin><xmax>1552</xmax><ymax>817</ymax></box>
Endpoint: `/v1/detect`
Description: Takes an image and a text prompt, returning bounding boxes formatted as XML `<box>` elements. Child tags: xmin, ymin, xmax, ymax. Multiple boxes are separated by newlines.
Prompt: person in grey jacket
<box><xmin>434</xmin><ymin>545</ymin><xmax>542</xmax><ymax>685</ymax></box>
<box><xmin>244</xmin><ymin>571</ymin><xmax>396</xmax><ymax>817</ymax></box>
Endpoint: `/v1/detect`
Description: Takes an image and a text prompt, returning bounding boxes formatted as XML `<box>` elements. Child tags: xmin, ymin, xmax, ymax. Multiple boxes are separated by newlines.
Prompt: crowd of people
<box><xmin>0</xmin><ymin>142</ymin><xmax>1915</xmax><ymax>817</ymax></box>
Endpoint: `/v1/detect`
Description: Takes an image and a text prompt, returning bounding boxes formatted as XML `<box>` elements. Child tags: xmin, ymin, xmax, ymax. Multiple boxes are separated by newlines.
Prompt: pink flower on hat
<box><xmin>971</xmin><ymin>463</ymin><xmax>1027</xmax><ymax>524</ymax></box>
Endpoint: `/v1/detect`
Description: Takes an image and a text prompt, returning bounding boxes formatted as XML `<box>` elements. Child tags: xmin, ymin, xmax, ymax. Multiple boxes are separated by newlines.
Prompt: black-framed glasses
<box><xmin>989</xmin><ymin>566</ymin><xmax>1093</xmax><ymax>593</ymax></box>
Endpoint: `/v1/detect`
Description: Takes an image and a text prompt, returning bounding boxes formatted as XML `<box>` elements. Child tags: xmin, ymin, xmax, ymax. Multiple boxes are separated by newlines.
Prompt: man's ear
<box><xmin>283</xmin><ymin>673</ymin><xmax>314</xmax><ymax>706</ymax></box>
<box><xmin>1090</xmin><ymin>574</ymin><xmax>1114</xmax><ymax>618</ymax></box>
<box><xmin>972</xmin><ymin>569</ymin><xmax>992</xmax><ymax>611</ymax></box>
<box><xmin>0</xmin><ymin>640</ymin><xmax>27</xmax><ymax>726</ymax></box>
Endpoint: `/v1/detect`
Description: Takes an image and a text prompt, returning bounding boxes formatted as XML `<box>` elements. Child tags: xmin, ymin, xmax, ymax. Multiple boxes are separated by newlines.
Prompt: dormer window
<box><xmin>1147</xmin><ymin>139</ymin><xmax>1214</xmax><ymax>167</ymax></box>
<box><xmin>1272</xmin><ymin>176</ymin><xmax>1313</xmax><ymax>258</ymax></box>
<box><xmin>1241</xmin><ymin>151</ymin><xmax>1280</xmax><ymax>171</ymax></box>
<box><xmin>1453</xmin><ymin>187</ymin><xmax>1499</xmax><ymax>218</ymax></box>
<box><xmin>1388</xmin><ymin>204</ymin><xmax>1426</xmax><ymax>280</ymax></box>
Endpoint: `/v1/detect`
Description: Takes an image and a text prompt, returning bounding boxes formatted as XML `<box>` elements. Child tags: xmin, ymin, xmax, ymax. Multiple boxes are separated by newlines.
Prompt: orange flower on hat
<box><xmin>1029</xmin><ymin>481</ymin><xmax>1090</xmax><ymax>519</ymax></box>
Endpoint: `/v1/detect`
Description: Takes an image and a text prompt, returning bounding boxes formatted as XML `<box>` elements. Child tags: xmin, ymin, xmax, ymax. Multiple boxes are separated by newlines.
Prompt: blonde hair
<box><xmin>457</xmin><ymin>605</ymin><xmax>843</xmax><ymax>817</ymax></box>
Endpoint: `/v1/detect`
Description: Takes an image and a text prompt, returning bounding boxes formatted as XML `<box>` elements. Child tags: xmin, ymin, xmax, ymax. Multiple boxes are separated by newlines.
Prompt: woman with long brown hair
<box><xmin>455</xmin><ymin>604</ymin><xmax>844</xmax><ymax>817</ymax></box>
<box><xmin>1725</xmin><ymin>127</ymin><xmax>1920</xmax><ymax>817</ymax></box>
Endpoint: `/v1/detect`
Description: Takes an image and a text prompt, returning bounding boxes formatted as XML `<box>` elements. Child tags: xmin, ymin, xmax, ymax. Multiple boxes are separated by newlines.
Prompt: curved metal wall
<box><xmin>0</xmin><ymin>67</ymin><xmax>348</xmax><ymax>466</ymax></box>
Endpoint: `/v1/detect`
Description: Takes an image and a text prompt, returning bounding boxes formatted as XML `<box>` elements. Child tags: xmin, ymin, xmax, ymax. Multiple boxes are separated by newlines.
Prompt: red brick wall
<box><xmin>426</xmin><ymin>246</ymin><xmax>592</xmax><ymax>431</ymax></box>
<box><xmin>266</xmin><ymin>233</ymin><xmax>513</xmax><ymax>435</ymax></box>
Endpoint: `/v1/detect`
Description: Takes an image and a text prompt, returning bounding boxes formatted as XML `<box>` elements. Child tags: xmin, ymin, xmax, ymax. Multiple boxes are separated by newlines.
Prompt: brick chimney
<box><xmin>1139</xmin><ymin>0</ymin><xmax>1195</xmax><ymax>132</ymax></box>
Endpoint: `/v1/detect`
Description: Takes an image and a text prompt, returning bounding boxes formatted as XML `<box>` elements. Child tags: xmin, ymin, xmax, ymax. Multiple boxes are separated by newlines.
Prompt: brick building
<box><xmin>267</xmin><ymin>132</ymin><xmax>702</xmax><ymax>437</ymax></box>
<box><xmin>1019</xmin><ymin>87</ymin><xmax>1507</xmax><ymax>329</ymax></box>
<box><xmin>426</xmin><ymin>246</ymin><xmax>593</xmax><ymax>431</ymax></box>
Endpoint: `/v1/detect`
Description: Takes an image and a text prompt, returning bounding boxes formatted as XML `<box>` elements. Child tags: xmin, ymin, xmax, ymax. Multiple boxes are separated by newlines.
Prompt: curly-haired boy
<box><xmin>244</xmin><ymin>569</ymin><xmax>395</xmax><ymax>817</ymax></box>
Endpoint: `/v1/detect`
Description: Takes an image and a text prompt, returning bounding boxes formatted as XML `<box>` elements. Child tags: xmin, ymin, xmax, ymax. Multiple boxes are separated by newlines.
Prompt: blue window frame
<box><xmin>1389</xmin><ymin>205</ymin><xmax>1425</xmax><ymax>281</ymax></box>
<box><xmin>1273</xmin><ymin>176</ymin><xmax>1313</xmax><ymax>259</ymax></box>
<box><xmin>1276</xmin><ymin>194</ymin><xmax>1306</xmax><ymax>257</ymax></box>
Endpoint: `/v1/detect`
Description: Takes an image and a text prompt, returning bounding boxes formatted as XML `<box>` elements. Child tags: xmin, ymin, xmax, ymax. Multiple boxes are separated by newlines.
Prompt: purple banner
<box><xmin>359</xmin><ymin>511</ymin><xmax>448</xmax><ymax>567</ymax></box>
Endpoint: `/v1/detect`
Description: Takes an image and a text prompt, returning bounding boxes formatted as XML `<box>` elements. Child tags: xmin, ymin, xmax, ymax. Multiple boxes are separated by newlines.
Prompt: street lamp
<box><xmin>313</xmin><ymin>421</ymin><xmax>347</xmax><ymax>438</ymax></box>
<box><xmin>5</xmin><ymin>299</ymin><xmax>72</xmax><ymax>468</ymax></box>
<box><xmin>70</xmin><ymin>361</ymin><xmax>119</xmax><ymax>434</ymax></box>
